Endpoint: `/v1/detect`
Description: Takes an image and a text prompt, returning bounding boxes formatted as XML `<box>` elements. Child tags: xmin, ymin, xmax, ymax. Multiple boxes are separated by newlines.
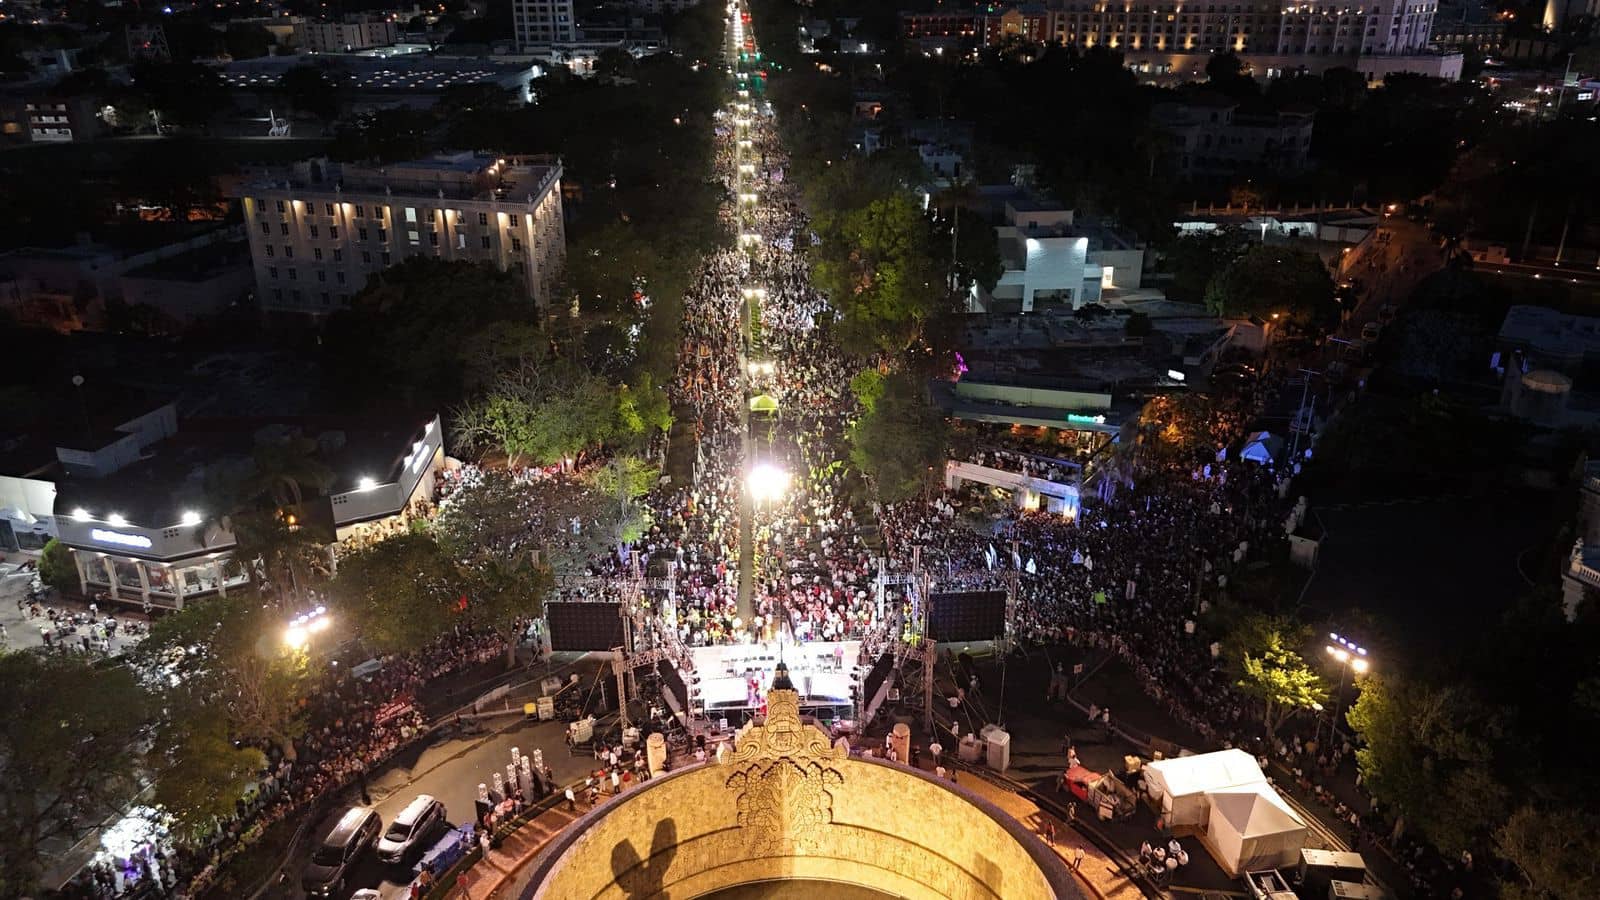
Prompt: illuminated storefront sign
<box><xmin>91</xmin><ymin>528</ymin><xmax>154</xmax><ymax>550</ymax></box>
<box><xmin>1066</xmin><ymin>414</ymin><xmax>1107</xmax><ymax>426</ymax></box>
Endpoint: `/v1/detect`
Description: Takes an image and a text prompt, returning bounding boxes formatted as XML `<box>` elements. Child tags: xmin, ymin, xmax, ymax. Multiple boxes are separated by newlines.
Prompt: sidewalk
<box><xmin>956</xmin><ymin>772</ymin><xmax>1143</xmax><ymax>900</ymax></box>
<box><xmin>0</xmin><ymin>566</ymin><xmax>147</xmax><ymax>654</ymax></box>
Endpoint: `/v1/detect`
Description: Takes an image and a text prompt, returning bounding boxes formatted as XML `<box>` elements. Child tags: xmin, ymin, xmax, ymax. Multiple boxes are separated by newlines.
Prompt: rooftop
<box><xmin>53</xmin><ymin>414</ymin><xmax>438</xmax><ymax>528</ymax></box>
<box><xmin>216</xmin><ymin>54</ymin><xmax>535</xmax><ymax>93</ymax></box>
<box><xmin>245</xmin><ymin>152</ymin><xmax>562</xmax><ymax>204</ymax></box>
<box><xmin>1499</xmin><ymin>305</ymin><xmax>1600</xmax><ymax>360</ymax></box>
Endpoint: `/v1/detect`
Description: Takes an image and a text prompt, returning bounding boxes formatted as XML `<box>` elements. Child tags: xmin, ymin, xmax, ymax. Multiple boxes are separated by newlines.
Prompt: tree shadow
<box><xmin>611</xmin><ymin>817</ymin><xmax>679</xmax><ymax>899</ymax></box>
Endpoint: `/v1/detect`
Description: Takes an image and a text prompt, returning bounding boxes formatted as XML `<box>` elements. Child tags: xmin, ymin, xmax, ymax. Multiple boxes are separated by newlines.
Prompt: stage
<box><xmin>689</xmin><ymin>640</ymin><xmax>860</xmax><ymax>712</ymax></box>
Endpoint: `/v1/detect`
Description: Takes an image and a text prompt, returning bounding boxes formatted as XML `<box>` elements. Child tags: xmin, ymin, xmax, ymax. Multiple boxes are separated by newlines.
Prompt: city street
<box><xmin>267</xmin><ymin>655</ymin><xmax>614</xmax><ymax>900</ymax></box>
<box><xmin>0</xmin><ymin>563</ymin><xmax>145</xmax><ymax>655</ymax></box>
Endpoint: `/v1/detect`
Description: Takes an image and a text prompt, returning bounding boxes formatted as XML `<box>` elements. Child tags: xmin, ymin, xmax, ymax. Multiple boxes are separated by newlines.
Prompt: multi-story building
<box><xmin>902</xmin><ymin>1</ymin><xmax>1461</xmax><ymax>82</ymax></box>
<box><xmin>294</xmin><ymin>16</ymin><xmax>403</xmax><ymax>53</ymax></box>
<box><xmin>1152</xmin><ymin>95</ymin><xmax>1315</xmax><ymax>178</ymax></box>
<box><xmin>513</xmin><ymin>0</ymin><xmax>577</xmax><ymax>50</ymax></box>
<box><xmin>239</xmin><ymin>153</ymin><xmax>566</xmax><ymax>316</ymax></box>
<box><xmin>972</xmin><ymin>193</ymin><xmax>1147</xmax><ymax>313</ymax></box>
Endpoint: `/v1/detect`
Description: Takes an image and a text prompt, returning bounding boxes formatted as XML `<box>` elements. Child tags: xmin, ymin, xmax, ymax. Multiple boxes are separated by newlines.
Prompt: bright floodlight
<box><xmin>72</xmin><ymin>508</ymin><xmax>91</xmax><ymax>522</ymax></box>
<box><xmin>747</xmin><ymin>463</ymin><xmax>790</xmax><ymax>504</ymax></box>
<box><xmin>180</xmin><ymin>510</ymin><xmax>202</xmax><ymax>527</ymax></box>
<box><xmin>357</xmin><ymin>476</ymin><xmax>379</xmax><ymax>492</ymax></box>
<box><xmin>1351</xmin><ymin>658</ymin><xmax>1370</xmax><ymax>673</ymax></box>
<box><xmin>284</xmin><ymin>624</ymin><xmax>309</xmax><ymax>649</ymax></box>
<box><xmin>107</xmin><ymin>513</ymin><xmax>128</xmax><ymax>528</ymax></box>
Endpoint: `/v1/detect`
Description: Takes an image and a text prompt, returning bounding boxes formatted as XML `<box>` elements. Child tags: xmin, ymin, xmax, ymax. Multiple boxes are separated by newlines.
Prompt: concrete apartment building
<box><xmin>902</xmin><ymin>0</ymin><xmax>1461</xmax><ymax>82</ymax></box>
<box><xmin>239</xmin><ymin>153</ymin><xmax>565</xmax><ymax>315</ymax></box>
<box><xmin>1152</xmin><ymin>95</ymin><xmax>1315</xmax><ymax>178</ymax></box>
<box><xmin>513</xmin><ymin>0</ymin><xmax>578</xmax><ymax>49</ymax></box>
<box><xmin>294</xmin><ymin>16</ymin><xmax>403</xmax><ymax>53</ymax></box>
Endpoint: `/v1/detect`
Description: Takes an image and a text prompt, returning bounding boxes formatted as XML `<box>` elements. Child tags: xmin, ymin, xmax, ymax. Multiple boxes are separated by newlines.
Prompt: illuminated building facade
<box><xmin>239</xmin><ymin>153</ymin><xmax>565</xmax><ymax>315</ymax></box>
<box><xmin>902</xmin><ymin>1</ymin><xmax>1459</xmax><ymax>81</ymax></box>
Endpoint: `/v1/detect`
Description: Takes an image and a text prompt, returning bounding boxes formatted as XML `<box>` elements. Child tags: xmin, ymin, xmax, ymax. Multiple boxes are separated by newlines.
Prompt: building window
<box><xmin>362</xmin><ymin>250</ymin><xmax>372</xmax><ymax>263</ymax></box>
<box><xmin>359</xmin><ymin>227</ymin><xmax>368</xmax><ymax>241</ymax></box>
<box><xmin>429</xmin><ymin>232</ymin><xmax>439</xmax><ymax>247</ymax></box>
<box><xmin>382</xmin><ymin>252</ymin><xmax>391</xmax><ymax>265</ymax></box>
<box><xmin>277</xmin><ymin>200</ymin><xmax>286</xmax><ymax>212</ymax></box>
<box><xmin>286</xmin><ymin>246</ymin><xmax>295</xmax><ymax>259</ymax></box>
<box><xmin>288</xmin><ymin>269</ymin><xmax>298</xmax><ymax>280</ymax></box>
<box><xmin>309</xmin><ymin>225</ymin><xmax>319</xmax><ymax>238</ymax></box>
<box><xmin>260</xmin><ymin>222</ymin><xmax>270</xmax><ymax>235</ymax></box>
<box><xmin>333</xmin><ymin>249</ymin><xmax>343</xmax><ymax>262</ymax></box>
<box><xmin>337</xmin><ymin>271</ymin><xmax>346</xmax><ymax>284</ymax></box>
<box><xmin>268</xmin><ymin>266</ymin><xmax>278</xmax><ymax>279</ymax></box>
<box><xmin>273</xmin><ymin>288</ymin><xmax>283</xmax><ymax>301</ymax></box>
<box><xmin>356</xmin><ymin>204</ymin><xmax>366</xmax><ymax>217</ymax></box>
<box><xmin>321</xmin><ymin>292</ymin><xmax>331</xmax><ymax>306</ymax></box>
<box><xmin>457</xmin><ymin>233</ymin><xmax>467</xmax><ymax>249</ymax></box>
<box><xmin>314</xmin><ymin>248</ymin><xmax>323</xmax><ymax>261</ymax></box>
<box><xmin>329</xmin><ymin>226</ymin><xmax>338</xmax><ymax>239</ymax></box>
<box><xmin>426</xmin><ymin>209</ymin><xmax>436</xmax><ymax>223</ymax></box>
<box><xmin>317</xmin><ymin>270</ymin><xmax>326</xmax><ymax>282</ymax></box>
<box><xmin>378</xmin><ymin>228</ymin><xmax>387</xmax><ymax>241</ymax></box>
<box><xmin>481</xmin><ymin>235</ymin><xmax>492</xmax><ymax>249</ymax></box>
<box><xmin>511</xmin><ymin>237</ymin><xmax>522</xmax><ymax>251</ymax></box>
<box><xmin>405</xmin><ymin>207</ymin><xmax>418</xmax><ymax>224</ymax></box>
<box><xmin>265</xmin><ymin>245</ymin><xmax>274</xmax><ymax>258</ymax></box>
<box><xmin>478</xmin><ymin>212</ymin><xmax>488</xmax><ymax>226</ymax></box>
<box><xmin>509</xmin><ymin>214</ymin><xmax>520</xmax><ymax>228</ymax></box>
<box><xmin>280</xmin><ymin>223</ymin><xmax>289</xmax><ymax>235</ymax></box>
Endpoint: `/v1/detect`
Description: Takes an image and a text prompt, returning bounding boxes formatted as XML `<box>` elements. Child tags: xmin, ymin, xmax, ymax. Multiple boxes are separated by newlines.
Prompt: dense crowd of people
<box><xmin>637</xmin><ymin>100</ymin><xmax>879</xmax><ymax>649</ymax></box>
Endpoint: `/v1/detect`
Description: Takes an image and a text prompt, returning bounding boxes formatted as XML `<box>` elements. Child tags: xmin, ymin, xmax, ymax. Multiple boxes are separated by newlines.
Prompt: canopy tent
<box><xmin>749</xmin><ymin>393</ymin><xmax>780</xmax><ymax>414</ymax></box>
<box><xmin>1141</xmin><ymin>749</ymin><xmax>1267</xmax><ymax>827</ymax></box>
<box><xmin>1240</xmin><ymin>431</ymin><xmax>1284</xmax><ymax>466</ymax></box>
<box><xmin>1202</xmin><ymin>785</ymin><xmax>1308</xmax><ymax>876</ymax></box>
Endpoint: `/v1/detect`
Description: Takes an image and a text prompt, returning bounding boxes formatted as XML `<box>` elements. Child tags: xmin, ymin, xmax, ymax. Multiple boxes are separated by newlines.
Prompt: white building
<box><xmin>1047</xmin><ymin>0</ymin><xmax>1457</xmax><ymax>81</ymax></box>
<box><xmin>294</xmin><ymin>16</ymin><xmax>403</xmax><ymax>53</ymax></box>
<box><xmin>513</xmin><ymin>0</ymin><xmax>577</xmax><ymax>50</ymax></box>
<box><xmin>974</xmin><ymin>196</ymin><xmax>1146</xmax><ymax>313</ymax></box>
<box><xmin>1152</xmin><ymin>96</ymin><xmax>1315</xmax><ymax>178</ymax></box>
<box><xmin>48</xmin><ymin>410</ymin><xmax>445</xmax><ymax>610</ymax></box>
<box><xmin>239</xmin><ymin>153</ymin><xmax>565</xmax><ymax>315</ymax></box>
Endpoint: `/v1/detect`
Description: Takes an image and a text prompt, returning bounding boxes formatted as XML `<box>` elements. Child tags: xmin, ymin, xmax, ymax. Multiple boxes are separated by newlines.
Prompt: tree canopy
<box><xmin>322</xmin><ymin>258</ymin><xmax>532</xmax><ymax>410</ymax></box>
<box><xmin>0</xmin><ymin>652</ymin><xmax>152</xmax><ymax>897</ymax></box>
<box><xmin>1223</xmin><ymin>613</ymin><xmax>1328</xmax><ymax>735</ymax></box>
<box><xmin>332</xmin><ymin>533</ymin><xmax>465</xmax><ymax>654</ymax></box>
<box><xmin>1345</xmin><ymin>674</ymin><xmax>1507</xmax><ymax>853</ymax></box>
<box><xmin>848</xmin><ymin>372</ymin><xmax>948</xmax><ymax>503</ymax></box>
<box><xmin>1203</xmin><ymin>244</ymin><xmax>1338</xmax><ymax>328</ymax></box>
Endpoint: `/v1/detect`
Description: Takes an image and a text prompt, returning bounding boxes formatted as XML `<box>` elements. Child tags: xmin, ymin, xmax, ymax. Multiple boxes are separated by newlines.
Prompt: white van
<box><xmin>375</xmin><ymin>794</ymin><xmax>446</xmax><ymax>864</ymax></box>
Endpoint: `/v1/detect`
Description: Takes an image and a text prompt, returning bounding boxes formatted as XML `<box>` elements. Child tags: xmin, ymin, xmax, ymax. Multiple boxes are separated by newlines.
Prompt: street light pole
<box><xmin>1320</xmin><ymin>632</ymin><xmax>1370</xmax><ymax>747</ymax></box>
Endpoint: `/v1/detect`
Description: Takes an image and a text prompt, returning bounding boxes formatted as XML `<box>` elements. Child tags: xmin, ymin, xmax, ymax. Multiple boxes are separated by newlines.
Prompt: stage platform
<box><xmin>690</xmin><ymin>640</ymin><xmax>860</xmax><ymax>711</ymax></box>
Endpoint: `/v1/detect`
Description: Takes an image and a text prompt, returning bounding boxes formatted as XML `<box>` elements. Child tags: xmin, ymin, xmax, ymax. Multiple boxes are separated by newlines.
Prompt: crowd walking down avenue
<box><xmin>48</xmin><ymin>7</ymin><xmax>1470</xmax><ymax>900</ymax></box>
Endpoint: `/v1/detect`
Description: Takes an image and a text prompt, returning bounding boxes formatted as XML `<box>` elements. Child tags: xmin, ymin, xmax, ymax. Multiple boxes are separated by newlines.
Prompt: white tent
<box><xmin>1141</xmin><ymin>749</ymin><xmax>1267</xmax><ymax>827</ymax></box>
<box><xmin>1240</xmin><ymin>431</ymin><xmax>1284</xmax><ymax>466</ymax></box>
<box><xmin>1202</xmin><ymin>784</ymin><xmax>1308</xmax><ymax>876</ymax></box>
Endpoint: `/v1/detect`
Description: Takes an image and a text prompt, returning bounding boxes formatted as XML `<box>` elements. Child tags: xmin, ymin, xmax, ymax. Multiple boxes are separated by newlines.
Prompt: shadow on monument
<box><xmin>611</xmin><ymin>817</ymin><xmax>679</xmax><ymax>899</ymax></box>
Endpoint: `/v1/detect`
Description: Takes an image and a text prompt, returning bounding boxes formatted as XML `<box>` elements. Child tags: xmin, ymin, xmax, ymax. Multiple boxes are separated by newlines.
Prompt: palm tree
<box><xmin>244</xmin><ymin>435</ymin><xmax>334</xmax><ymax>513</ymax></box>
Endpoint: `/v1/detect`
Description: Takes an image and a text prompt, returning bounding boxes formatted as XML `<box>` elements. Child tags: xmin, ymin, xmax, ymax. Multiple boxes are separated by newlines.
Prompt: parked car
<box><xmin>376</xmin><ymin>795</ymin><xmax>446</xmax><ymax>865</ymax></box>
<box><xmin>302</xmin><ymin>806</ymin><xmax>382</xmax><ymax>898</ymax></box>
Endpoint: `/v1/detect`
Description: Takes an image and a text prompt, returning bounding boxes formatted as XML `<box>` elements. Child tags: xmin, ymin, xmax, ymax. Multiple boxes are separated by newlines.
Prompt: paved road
<box><xmin>267</xmin><ymin>657</ymin><xmax>617</xmax><ymax>900</ymax></box>
<box><xmin>0</xmin><ymin>563</ymin><xmax>145</xmax><ymax>655</ymax></box>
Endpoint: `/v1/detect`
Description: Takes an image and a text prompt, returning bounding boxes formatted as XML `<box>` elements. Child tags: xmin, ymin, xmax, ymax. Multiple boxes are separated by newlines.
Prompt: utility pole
<box><xmin>1288</xmin><ymin>368</ymin><xmax>1320</xmax><ymax>461</ymax></box>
